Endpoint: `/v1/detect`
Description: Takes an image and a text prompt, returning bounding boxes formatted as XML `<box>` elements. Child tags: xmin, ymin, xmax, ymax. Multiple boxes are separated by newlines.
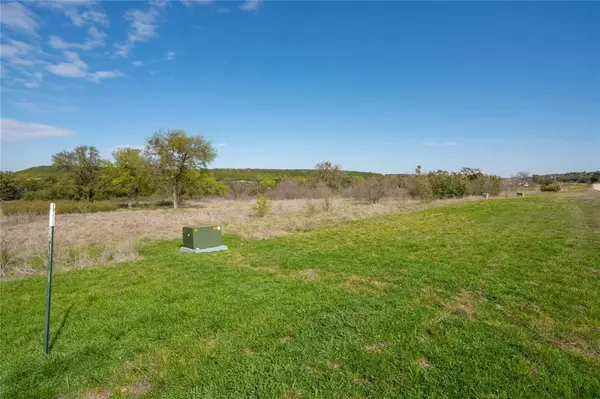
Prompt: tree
<box><xmin>52</xmin><ymin>146</ymin><xmax>103</xmax><ymax>201</ymax></box>
<box><xmin>145</xmin><ymin>130</ymin><xmax>216</xmax><ymax>209</ymax></box>
<box><xmin>183</xmin><ymin>172</ymin><xmax>228</xmax><ymax>198</ymax></box>
<box><xmin>0</xmin><ymin>172</ymin><xmax>22</xmax><ymax>201</ymax></box>
<box><xmin>259</xmin><ymin>177</ymin><xmax>277</xmax><ymax>193</ymax></box>
<box><xmin>314</xmin><ymin>161</ymin><xmax>346</xmax><ymax>191</ymax></box>
<box><xmin>107</xmin><ymin>148</ymin><xmax>153</xmax><ymax>208</ymax></box>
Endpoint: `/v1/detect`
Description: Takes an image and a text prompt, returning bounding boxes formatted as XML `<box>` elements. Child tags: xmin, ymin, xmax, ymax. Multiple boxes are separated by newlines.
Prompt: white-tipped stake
<box><xmin>44</xmin><ymin>203</ymin><xmax>56</xmax><ymax>356</ymax></box>
<box><xmin>49</xmin><ymin>203</ymin><xmax>55</xmax><ymax>227</ymax></box>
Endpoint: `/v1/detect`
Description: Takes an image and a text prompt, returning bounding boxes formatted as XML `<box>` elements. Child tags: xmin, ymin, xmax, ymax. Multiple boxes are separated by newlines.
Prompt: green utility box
<box><xmin>182</xmin><ymin>225</ymin><xmax>223</xmax><ymax>251</ymax></box>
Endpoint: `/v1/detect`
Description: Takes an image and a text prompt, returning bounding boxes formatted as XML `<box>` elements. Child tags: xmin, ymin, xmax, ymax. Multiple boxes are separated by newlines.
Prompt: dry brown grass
<box><xmin>0</xmin><ymin>196</ymin><xmax>488</xmax><ymax>278</ymax></box>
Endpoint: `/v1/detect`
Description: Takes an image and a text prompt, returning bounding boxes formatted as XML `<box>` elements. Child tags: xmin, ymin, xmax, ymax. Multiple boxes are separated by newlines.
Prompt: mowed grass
<box><xmin>1</xmin><ymin>193</ymin><xmax>599</xmax><ymax>398</ymax></box>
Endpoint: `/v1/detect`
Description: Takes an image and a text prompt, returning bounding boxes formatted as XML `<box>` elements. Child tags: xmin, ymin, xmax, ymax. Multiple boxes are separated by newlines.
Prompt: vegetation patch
<box><xmin>1</xmin><ymin>194</ymin><xmax>599</xmax><ymax>397</ymax></box>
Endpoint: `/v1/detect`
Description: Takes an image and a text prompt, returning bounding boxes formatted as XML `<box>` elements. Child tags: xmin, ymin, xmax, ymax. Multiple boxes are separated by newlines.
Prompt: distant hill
<box><xmin>14</xmin><ymin>166</ymin><xmax>63</xmax><ymax>178</ymax></box>
<box><xmin>16</xmin><ymin>166</ymin><xmax>380</xmax><ymax>181</ymax></box>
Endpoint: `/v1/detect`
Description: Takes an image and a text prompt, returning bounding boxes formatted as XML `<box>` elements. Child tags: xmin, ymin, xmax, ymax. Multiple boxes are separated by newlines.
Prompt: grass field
<box><xmin>1</xmin><ymin>192</ymin><xmax>599</xmax><ymax>398</ymax></box>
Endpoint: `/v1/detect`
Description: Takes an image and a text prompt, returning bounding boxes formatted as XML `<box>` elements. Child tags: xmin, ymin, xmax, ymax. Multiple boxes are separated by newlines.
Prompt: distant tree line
<box><xmin>3</xmin><ymin>133</ymin><xmax>581</xmax><ymax>207</ymax></box>
<box><xmin>531</xmin><ymin>171</ymin><xmax>600</xmax><ymax>185</ymax></box>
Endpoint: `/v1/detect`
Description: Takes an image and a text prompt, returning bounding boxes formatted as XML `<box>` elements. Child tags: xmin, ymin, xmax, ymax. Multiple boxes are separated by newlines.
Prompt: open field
<box><xmin>1</xmin><ymin>191</ymin><xmax>599</xmax><ymax>398</ymax></box>
<box><xmin>2</xmin><ymin>196</ymin><xmax>490</xmax><ymax>278</ymax></box>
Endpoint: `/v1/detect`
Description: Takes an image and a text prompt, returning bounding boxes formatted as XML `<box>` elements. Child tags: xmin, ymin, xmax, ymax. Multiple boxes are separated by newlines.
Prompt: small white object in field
<box><xmin>483</xmin><ymin>193</ymin><xmax>489</xmax><ymax>200</ymax></box>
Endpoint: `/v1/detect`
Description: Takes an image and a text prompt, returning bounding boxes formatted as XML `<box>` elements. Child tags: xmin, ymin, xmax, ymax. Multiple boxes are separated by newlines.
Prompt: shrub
<box><xmin>540</xmin><ymin>183</ymin><xmax>561</xmax><ymax>192</ymax></box>
<box><xmin>351</xmin><ymin>177</ymin><xmax>391</xmax><ymax>203</ymax></box>
<box><xmin>252</xmin><ymin>194</ymin><xmax>271</xmax><ymax>217</ymax></box>
<box><xmin>0</xmin><ymin>200</ymin><xmax>119</xmax><ymax>216</ymax></box>
<box><xmin>225</xmin><ymin>179</ymin><xmax>260</xmax><ymax>200</ymax></box>
<box><xmin>407</xmin><ymin>175</ymin><xmax>433</xmax><ymax>200</ymax></box>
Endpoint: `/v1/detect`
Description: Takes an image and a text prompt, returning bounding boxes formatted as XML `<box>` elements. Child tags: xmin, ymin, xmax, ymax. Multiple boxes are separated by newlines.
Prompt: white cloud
<box><xmin>0</xmin><ymin>2</ymin><xmax>39</xmax><ymax>36</ymax></box>
<box><xmin>166</xmin><ymin>51</ymin><xmax>176</xmax><ymax>60</ymax></box>
<box><xmin>88</xmin><ymin>70</ymin><xmax>121</xmax><ymax>82</ymax></box>
<box><xmin>46</xmin><ymin>51</ymin><xmax>121</xmax><ymax>82</ymax></box>
<box><xmin>0</xmin><ymin>39</ymin><xmax>40</xmax><ymax>66</ymax></box>
<box><xmin>181</xmin><ymin>0</ymin><xmax>213</xmax><ymax>7</ymax></box>
<box><xmin>422</xmin><ymin>141</ymin><xmax>459</xmax><ymax>147</ymax></box>
<box><xmin>116</xmin><ymin>5</ymin><xmax>162</xmax><ymax>57</ymax></box>
<box><xmin>15</xmin><ymin>71</ymin><xmax>44</xmax><ymax>88</ymax></box>
<box><xmin>217</xmin><ymin>143</ymin><xmax>228</xmax><ymax>147</ymax></box>
<box><xmin>0</xmin><ymin>118</ymin><xmax>74</xmax><ymax>142</ymax></box>
<box><xmin>132</xmin><ymin>61</ymin><xmax>144</xmax><ymax>66</ymax></box>
<box><xmin>149</xmin><ymin>0</ymin><xmax>170</xmax><ymax>8</ymax></box>
<box><xmin>39</xmin><ymin>1</ymin><xmax>108</xmax><ymax>28</ymax></box>
<box><xmin>239</xmin><ymin>0</ymin><xmax>261</xmax><ymax>12</ymax></box>
<box><xmin>48</xmin><ymin>26</ymin><xmax>106</xmax><ymax>51</ymax></box>
<box><xmin>46</xmin><ymin>51</ymin><xmax>89</xmax><ymax>78</ymax></box>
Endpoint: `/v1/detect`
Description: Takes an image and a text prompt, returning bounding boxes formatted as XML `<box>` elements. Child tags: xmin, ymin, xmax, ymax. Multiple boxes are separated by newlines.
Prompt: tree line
<box><xmin>0</xmin><ymin>129</ymin><xmax>522</xmax><ymax>206</ymax></box>
<box><xmin>1</xmin><ymin>130</ymin><xmax>220</xmax><ymax>208</ymax></box>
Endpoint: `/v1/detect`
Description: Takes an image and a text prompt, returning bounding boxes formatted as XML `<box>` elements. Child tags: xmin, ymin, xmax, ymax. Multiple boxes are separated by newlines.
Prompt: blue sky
<box><xmin>1</xmin><ymin>0</ymin><xmax>598</xmax><ymax>176</ymax></box>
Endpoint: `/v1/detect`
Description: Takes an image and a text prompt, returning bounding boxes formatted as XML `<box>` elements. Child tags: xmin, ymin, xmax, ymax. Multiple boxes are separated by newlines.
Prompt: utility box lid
<box><xmin>182</xmin><ymin>225</ymin><xmax>223</xmax><ymax>250</ymax></box>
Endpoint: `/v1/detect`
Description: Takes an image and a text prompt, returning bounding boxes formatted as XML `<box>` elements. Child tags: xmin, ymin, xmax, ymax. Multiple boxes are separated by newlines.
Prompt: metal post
<box><xmin>44</xmin><ymin>203</ymin><xmax>56</xmax><ymax>356</ymax></box>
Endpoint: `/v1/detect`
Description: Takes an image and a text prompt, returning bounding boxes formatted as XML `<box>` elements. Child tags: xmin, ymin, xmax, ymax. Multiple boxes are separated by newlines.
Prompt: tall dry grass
<box><xmin>1</xmin><ymin>196</ymin><xmax>489</xmax><ymax>278</ymax></box>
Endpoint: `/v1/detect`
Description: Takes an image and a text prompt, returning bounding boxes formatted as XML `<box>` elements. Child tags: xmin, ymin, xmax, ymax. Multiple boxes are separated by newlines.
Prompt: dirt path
<box><xmin>594</xmin><ymin>183</ymin><xmax>600</xmax><ymax>191</ymax></box>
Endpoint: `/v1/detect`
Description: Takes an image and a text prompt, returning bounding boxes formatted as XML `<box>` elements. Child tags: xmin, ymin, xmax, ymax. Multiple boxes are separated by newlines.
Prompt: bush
<box><xmin>351</xmin><ymin>177</ymin><xmax>391</xmax><ymax>203</ymax></box>
<box><xmin>540</xmin><ymin>183</ymin><xmax>561</xmax><ymax>192</ymax></box>
<box><xmin>225</xmin><ymin>180</ymin><xmax>260</xmax><ymax>200</ymax></box>
<box><xmin>407</xmin><ymin>175</ymin><xmax>433</xmax><ymax>200</ymax></box>
<box><xmin>252</xmin><ymin>194</ymin><xmax>271</xmax><ymax>217</ymax></box>
<box><xmin>270</xmin><ymin>180</ymin><xmax>315</xmax><ymax>200</ymax></box>
<box><xmin>0</xmin><ymin>200</ymin><xmax>118</xmax><ymax>216</ymax></box>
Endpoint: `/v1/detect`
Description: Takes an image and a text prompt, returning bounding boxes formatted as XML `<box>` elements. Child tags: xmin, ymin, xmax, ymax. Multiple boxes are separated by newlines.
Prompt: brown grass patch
<box><xmin>417</xmin><ymin>357</ymin><xmax>432</xmax><ymax>368</ymax></box>
<box><xmin>284</xmin><ymin>388</ymin><xmax>303</xmax><ymax>399</ymax></box>
<box><xmin>451</xmin><ymin>289</ymin><xmax>477</xmax><ymax>317</ymax></box>
<box><xmin>364</xmin><ymin>341</ymin><xmax>391</xmax><ymax>353</ymax></box>
<box><xmin>298</xmin><ymin>268</ymin><xmax>317</xmax><ymax>280</ymax></box>
<box><xmin>83</xmin><ymin>388</ymin><xmax>111</xmax><ymax>399</ymax></box>
<box><xmin>555</xmin><ymin>339</ymin><xmax>600</xmax><ymax>360</ymax></box>
<box><xmin>346</xmin><ymin>275</ymin><xmax>389</xmax><ymax>293</ymax></box>
<box><xmin>121</xmin><ymin>381</ymin><xmax>152</xmax><ymax>397</ymax></box>
<box><xmin>278</xmin><ymin>336</ymin><xmax>293</xmax><ymax>344</ymax></box>
<box><xmin>326</xmin><ymin>360</ymin><xmax>340</xmax><ymax>369</ymax></box>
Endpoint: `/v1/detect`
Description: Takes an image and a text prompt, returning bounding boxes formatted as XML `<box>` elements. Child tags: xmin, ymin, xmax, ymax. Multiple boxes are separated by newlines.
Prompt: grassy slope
<box><xmin>1</xmin><ymin>193</ymin><xmax>599</xmax><ymax>398</ymax></box>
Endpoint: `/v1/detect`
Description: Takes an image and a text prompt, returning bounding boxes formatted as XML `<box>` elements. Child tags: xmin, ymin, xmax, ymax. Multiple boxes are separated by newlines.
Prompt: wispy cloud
<box><xmin>15</xmin><ymin>71</ymin><xmax>44</xmax><ymax>88</ymax></box>
<box><xmin>46</xmin><ymin>51</ymin><xmax>121</xmax><ymax>82</ymax></box>
<box><xmin>422</xmin><ymin>141</ymin><xmax>459</xmax><ymax>147</ymax></box>
<box><xmin>0</xmin><ymin>2</ymin><xmax>39</xmax><ymax>36</ymax></box>
<box><xmin>38</xmin><ymin>1</ymin><xmax>108</xmax><ymax>28</ymax></box>
<box><xmin>166</xmin><ymin>51</ymin><xmax>176</xmax><ymax>60</ymax></box>
<box><xmin>0</xmin><ymin>118</ymin><xmax>74</xmax><ymax>142</ymax></box>
<box><xmin>48</xmin><ymin>26</ymin><xmax>106</xmax><ymax>51</ymax></box>
<box><xmin>181</xmin><ymin>0</ymin><xmax>214</xmax><ymax>7</ymax></box>
<box><xmin>216</xmin><ymin>7</ymin><xmax>230</xmax><ymax>14</ymax></box>
<box><xmin>217</xmin><ymin>143</ymin><xmax>228</xmax><ymax>147</ymax></box>
<box><xmin>132</xmin><ymin>60</ymin><xmax>144</xmax><ymax>66</ymax></box>
<box><xmin>239</xmin><ymin>0</ymin><xmax>261</xmax><ymax>12</ymax></box>
<box><xmin>116</xmin><ymin>3</ymin><xmax>164</xmax><ymax>57</ymax></box>
<box><xmin>0</xmin><ymin>39</ymin><xmax>42</xmax><ymax>67</ymax></box>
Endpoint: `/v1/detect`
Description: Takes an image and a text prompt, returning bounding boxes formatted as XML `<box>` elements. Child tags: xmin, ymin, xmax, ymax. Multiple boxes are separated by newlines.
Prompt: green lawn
<box><xmin>1</xmin><ymin>193</ymin><xmax>599</xmax><ymax>398</ymax></box>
